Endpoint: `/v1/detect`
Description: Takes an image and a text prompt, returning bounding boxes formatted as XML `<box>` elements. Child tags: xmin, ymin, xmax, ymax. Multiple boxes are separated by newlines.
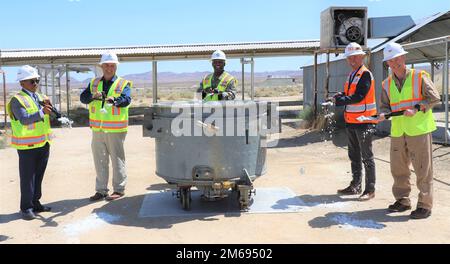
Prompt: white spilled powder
<box><xmin>63</xmin><ymin>212</ymin><xmax>121</xmax><ymax>237</ymax></box>
<box><xmin>320</xmin><ymin>103</ymin><xmax>337</xmax><ymax>141</ymax></box>
<box><xmin>324</xmin><ymin>113</ymin><xmax>335</xmax><ymax>119</ymax></box>
<box><xmin>330</xmin><ymin>213</ymin><xmax>384</xmax><ymax>230</ymax></box>
<box><xmin>58</xmin><ymin>117</ymin><xmax>74</xmax><ymax>128</ymax></box>
<box><xmin>321</xmin><ymin>101</ymin><xmax>334</xmax><ymax>106</ymax></box>
<box><xmin>296</xmin><ymin>197</ymin><xmax>351</xmax><ymax>210</ymax></box>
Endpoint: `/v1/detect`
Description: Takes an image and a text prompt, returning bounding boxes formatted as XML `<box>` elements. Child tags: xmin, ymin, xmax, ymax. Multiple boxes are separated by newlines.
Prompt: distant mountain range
<box><xmin>5</xmin><ymin>70</ymin><xmax>303</xmax><ymax>90</ymax></box>
<box><xmin>120</xmin><ymin>70</ymin><xmax>303</xmax><ymax>84</ymax></box>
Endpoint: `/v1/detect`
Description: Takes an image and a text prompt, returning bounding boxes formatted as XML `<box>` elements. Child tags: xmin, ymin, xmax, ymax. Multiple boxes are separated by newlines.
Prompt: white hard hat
<box><xmin>344</xmin><ymin>42</ymin><xmax>366</xmax><ymax>58</ymax></box>
<box><xmin>211</xmin><ymin>50</ymin><xmax>227</xmax><ymax>61</ymax></box>
<box><xmin>100</xmin><ymin>51</ymin><xmax>120</xmax><ymax>65</ymax></box>
<box><xmin>16</xmin><ymin>65</ymin><xmax>40</xmax><ymax>82</ymax></box>
<box><xmin>383</xmin><ymin>42</ymin><xmax>408</xmax><ymax>62</ymax></box>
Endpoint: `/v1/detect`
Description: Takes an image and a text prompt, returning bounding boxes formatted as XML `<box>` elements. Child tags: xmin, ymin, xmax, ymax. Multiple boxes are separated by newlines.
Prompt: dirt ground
<box><xmin>1</xmin><ymin>124</ymin><xmax>449</xmax><ymax>244</ymax></box>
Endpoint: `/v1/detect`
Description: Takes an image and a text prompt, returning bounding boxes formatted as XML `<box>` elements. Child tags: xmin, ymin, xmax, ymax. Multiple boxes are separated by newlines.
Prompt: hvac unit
<box><xmin>320</xmin><ymin>7</ymin><xmax>368</xmax><ymax>49</ymax></box>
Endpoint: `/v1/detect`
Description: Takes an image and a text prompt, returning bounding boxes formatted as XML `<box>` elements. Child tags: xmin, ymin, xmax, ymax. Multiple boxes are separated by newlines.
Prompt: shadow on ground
<box><xmin>37</xmin><ymin>198</ymin><xmax>93</xmax><ymax>228</ymax></box>
<box><xmin>271</xmin><ymin>194</ymin><xmax>360</xmax><ymax>210</ymax></box>
<box><xmin>93</xmin><ymin>193</ymin><xmax>241</xmax><ymax>230</ymax></box>
<box><xmin>0</xmin><ymin>198</ymin><xmax>92</xmax><ymax>228</ymax></box>
<box><xmin>0</xmin><ymin>213</ymin><xmax>22</xmax><ymax>224</ymax></box>
<box><xmin>146</xmin><ymin>183</ymin><xmax>176</xmax><ymax>191</ymax></box>
<box><xmin>297</xmin><ymin>194</ymin><xmax>360</xmax><ymax>205</ymax></box>
<box><xmin>308</xmin><ymin>209</ymin><xmax>410</xmax><ymax>230</ymax></box>
<box><xmin>0</xmin><ymin>235</ymin><xmax>11</xmax><ymax>242</ymax></box>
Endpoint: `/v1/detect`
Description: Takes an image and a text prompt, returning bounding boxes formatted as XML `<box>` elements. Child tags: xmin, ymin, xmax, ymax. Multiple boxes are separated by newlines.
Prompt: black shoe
<box><xmin>105</xmin><ymin>192</ymin><xmax>124</xmax><ymax>201</ymax></box>
<box><xmin>359</xmin><ymin>191</ymin><xmax>375</xmax><ymax>201</ymax></box>
<box><xmin>410</xmin><ymin>208</ymin><xmax>431</xmax><ymax>219</ymax></box>
<box><xmin>21</xmin><ymin>209</ymin><xmax>36</xmax><ymax>221</ymax></box>
<box><xmin>388</xmin><ymin>200</ymin><xmax>412</xmax><ymax>212</ymax></box>
<box><xmin>33</xmin><ymin>202</ymin><xmax>51</xmax><ymax>213</ymax></box>
<box><xmin>337</xmin><ymin>185</ymin><xmax>362</xmax><ymax>195</ymax></box>
<box><xmin>89</xmin><ymin>192</ymin><xmax>107</xmax><ymax>201</ymax></box>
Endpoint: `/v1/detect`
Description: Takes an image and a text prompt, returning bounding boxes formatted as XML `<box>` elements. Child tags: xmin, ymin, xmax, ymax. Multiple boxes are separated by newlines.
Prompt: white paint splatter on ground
<box><xmin>330</xmin><ymin>213</ymin><xmax>385</xmax><ymax>229</ymax></box>
<box><xmin>63</xmin><ymin>212</ymin><xmax>122</xmax><ymax>237</ymax></box>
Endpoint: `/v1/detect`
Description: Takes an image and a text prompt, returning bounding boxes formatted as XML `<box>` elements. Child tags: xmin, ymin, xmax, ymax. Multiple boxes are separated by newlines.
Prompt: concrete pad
<box><xmin>138</xmin><ymin>187</ymin><xmax>306</xmax><ymax>218</ymax></box>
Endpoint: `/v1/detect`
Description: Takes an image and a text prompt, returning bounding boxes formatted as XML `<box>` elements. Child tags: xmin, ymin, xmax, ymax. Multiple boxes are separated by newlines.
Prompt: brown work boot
<box><xmin>106</xmin><ymin>192</ymin><xmax>124</xmax><ymax>201</ymax></box>
<box><xmin>337</xmin><ymin>185</ymin><xmax>361</xmax><ymax>195</ymax></box>
<box><xmin>388</xmin><ymin>200</ymin><xmax>412</xmax><ymax>212</ymax></box>
<box><xmin>410</xmin><ymin>208</ymin><xmax>431</xmax><ymax>219</ymax></box>
<box><xmin>89</xmin><ymin>192</ymin><xmax>107</xmax><ymax>202</ymax></box>
<box><xmin>358</xmin><ymin>191</ymin><xmax>375</xmax><ymax>201</ymax></box>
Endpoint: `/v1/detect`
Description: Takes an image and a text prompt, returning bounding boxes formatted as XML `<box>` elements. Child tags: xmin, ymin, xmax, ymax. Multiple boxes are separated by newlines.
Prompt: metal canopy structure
<box><xmin>0</xmin><ymin>40</ymin><xmax>320</xmax><ymax>127</ymax></box>
<box><xmin>402</xmin><ymin>35</ymin><xmax>450</xmax><ymax>64</ymax></box>
<box><xmin>0</xmin><ymin>40</ymin><xmax>320</xmax><ymax>66</ymax></box>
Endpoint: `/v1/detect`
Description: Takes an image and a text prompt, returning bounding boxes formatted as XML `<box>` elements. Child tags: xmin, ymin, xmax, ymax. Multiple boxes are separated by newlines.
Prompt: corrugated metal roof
<box><xmin>0</xmin><ymin>40</ymin><xmax>320</xmax><ymax>66</ymax></box>
<box><xmin>372</xmin><ymin>10</ymin><xmax>450</xmax><ymax>53</ymax></box>
<box><xmin>402</xmin><ymin>35</ymin><xmax>450</xmax><ymax>64</ymax></box>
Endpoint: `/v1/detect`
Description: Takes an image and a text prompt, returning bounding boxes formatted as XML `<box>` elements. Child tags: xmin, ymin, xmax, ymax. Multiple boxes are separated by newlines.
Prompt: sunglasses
<box><xmin>28</xmin><ymin>79</ymin><xmax>40</xmax><ymax>85</ymax></box>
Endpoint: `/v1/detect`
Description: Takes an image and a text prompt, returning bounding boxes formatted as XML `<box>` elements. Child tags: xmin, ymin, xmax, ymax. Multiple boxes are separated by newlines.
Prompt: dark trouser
<box><xmin>346</xmin><ymin>126</ymin><xmax>376</xmax><ymax>192</ymax></box>
<box><xmin>17</xmin><ymin>143</ymin><xmax>50</xmax><ymax>211</ymax></box>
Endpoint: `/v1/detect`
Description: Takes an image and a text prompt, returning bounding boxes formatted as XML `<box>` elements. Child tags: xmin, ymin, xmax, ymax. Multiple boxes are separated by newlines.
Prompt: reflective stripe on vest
<box><xmin>11</xmin><ymin>134</ymin><xmax>51</xmax><ymax>146</ymax></box>
<box><xmin>346</xmin><ymin>102</ymin><xmax>377</xmax><ymax>112</ymax></box>
<box><xmin>343</xmin><ymin>65</ymin><xmax>377</xmax><ymax>123</ymax></box>
<box><xmin>89</xmin><ymin>119</ymin><xmax>128</xmax><ymax>129</ymax></box>
<box><xmin>386</xmin><ymin>69</ymin><xmax>436</xmax><ymax>137</ymax></box>
<box><xmin>7</xmin><ymin>91</ymin><xmax>52</xmax><ymax>150</ymax></box>
<box><xmin>88</xmin><ymin>77</ymin><xmax>130</xmax><ymax>133</ymax></box>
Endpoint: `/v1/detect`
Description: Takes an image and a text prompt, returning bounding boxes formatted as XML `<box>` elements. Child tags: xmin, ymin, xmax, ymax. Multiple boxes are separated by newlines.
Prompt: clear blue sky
<box><xmin>1</xmin><ymin>0</ymin><xmax>449</xmax><ymax>82</ymax></box>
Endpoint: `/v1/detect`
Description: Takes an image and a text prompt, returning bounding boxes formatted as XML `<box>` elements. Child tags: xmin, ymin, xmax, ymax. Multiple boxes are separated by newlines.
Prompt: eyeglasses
<box><xmin>28</xmin><ymin>79</ymin><xmax>40</xmax><ymax>85</ymax></box>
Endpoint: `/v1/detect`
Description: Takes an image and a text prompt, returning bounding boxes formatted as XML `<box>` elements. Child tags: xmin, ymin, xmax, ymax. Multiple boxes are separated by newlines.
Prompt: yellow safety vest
<box><xmin>202</xmin><ymin>72</ymin><xmax>237</xmax><ymax>101</ymax></box>
<box><xmin>383</xmin><ymin>69</ymin><xmax>436</xmax><ymax>137</ymax></box>
<box><xmin>7</xmin><ymin>91</ymin><xmax>52</xmax><ymax>150</ymax></box>
<box><xmin>88</xmin><ymin>77</ymin><xmax>131</xmax><ymax>133</ymax></box>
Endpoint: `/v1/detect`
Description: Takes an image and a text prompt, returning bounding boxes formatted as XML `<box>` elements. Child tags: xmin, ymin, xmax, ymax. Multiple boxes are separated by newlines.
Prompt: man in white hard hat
<box><xmin>7</xmin><ymin>65</ymin><xmax>53</xmax><ymax>220</ymax></box>
<box><xmin>197</xmin><ymin>50</ymin><xmax>237</xmax><ymax>101</ymax></box>
<box><xmin>80</xmin><ymin>51</ymin><xmax>132</xmax><ymax>201</ymax></box>
<box><xmin>379</xmin><ymin>42</ymin><xmax>440</xmax><ymax>219</ymax></box>
<box><xmin>329</xmin><ymin>42</ymin><xmax>377</xmax><ymax>201</ymax></box>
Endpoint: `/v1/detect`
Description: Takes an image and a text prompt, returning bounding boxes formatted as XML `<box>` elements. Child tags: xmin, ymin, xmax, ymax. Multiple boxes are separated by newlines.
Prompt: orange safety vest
<box><xmin>344</xmin><ymin>65</ymin><xmax>377</xmax><ymax>124</ymax></box>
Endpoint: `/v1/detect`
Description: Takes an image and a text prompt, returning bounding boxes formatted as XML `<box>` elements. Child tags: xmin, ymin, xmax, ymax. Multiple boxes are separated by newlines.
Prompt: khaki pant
<box><xmin>390</xmin><ymin>133</ymin><xmax>433</xmax><ymax>210</ymax></box>
<box><xmin>91</xmin><ymin>131</ymin><xmax>127</xmax><ymax>195</ymax></box>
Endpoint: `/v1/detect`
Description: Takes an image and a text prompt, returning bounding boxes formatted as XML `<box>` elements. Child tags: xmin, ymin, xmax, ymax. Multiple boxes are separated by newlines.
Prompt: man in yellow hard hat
<box><xmin>7</xmin><ymin>65</ymin><xmax>53</xmax><ymax>220</ymax></box>
<box><xmin>197</xmin><ymin>50</ymin><xmax>237</xmax><ymax>101</ymax></box>
<box><xmin>379</xmin><ymin>42</ymin><xmax>440</xmax><ymax>219</ymax></box>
